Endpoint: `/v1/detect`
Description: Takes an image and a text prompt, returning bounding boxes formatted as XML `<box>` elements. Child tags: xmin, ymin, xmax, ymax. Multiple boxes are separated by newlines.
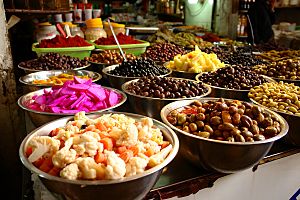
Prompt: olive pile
<box><xmin>84</xmin><ymin>50</ymin><xmax>137</xmax><ymax>65</ymax></box>
<box><xmin>220</xmin><ymin>52</ymin><xmax>265</xmax><ymax>66</ymax></box>
<box><xmin>166</xmin><ymin>98</ymin><xmax>282</xmax><ymax>142</ymax></box>
<box><xmin>248</xmin><ymin>82</ymin><xmax>300</xmax><ymax>115</ymax></box>
<box><xmin>197</xmin><ymin>65</ymin><xmax>268</xmax><ymax>90</ymax></box>
<box><xmin>253</xmin><ymin>59</ymin><xmax>300</xmax><ymax>80</ymax></box>
<box><xmin>141</xmin><ymin>43</ymin><xmax>187</xmax><ymax>64</ymax></box>
<box><xmin>125</xmin><ymin>76</ymin><xmax>209</xmax><ymax>98</ymax></box>
<box><xmin>108</xmin><ymin>58</ymin><xmax>170</xmax><ymax>77</ymax></box>
<box><xmin>19</xmin><ymin>53</ymin><xmax>89</xmax><ymax>70</ymax></box>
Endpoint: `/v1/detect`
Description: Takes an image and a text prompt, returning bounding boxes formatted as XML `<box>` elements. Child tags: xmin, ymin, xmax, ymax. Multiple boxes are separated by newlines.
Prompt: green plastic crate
<box><xmin>92</xmin><ymin>40</ymin><xmax>150</xmax><ymax>56</ymax></box>
<box><xmin>32</xmin><ymin>43</ymin><xmax>95</xmax><ymax>60</ymax></box>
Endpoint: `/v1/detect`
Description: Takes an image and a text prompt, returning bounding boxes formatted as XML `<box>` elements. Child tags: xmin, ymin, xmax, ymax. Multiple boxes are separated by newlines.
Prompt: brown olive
<box><xmin>195</xmin><ymin>131</ymin><xmax>210</xmax><ymax>138</ymax></box>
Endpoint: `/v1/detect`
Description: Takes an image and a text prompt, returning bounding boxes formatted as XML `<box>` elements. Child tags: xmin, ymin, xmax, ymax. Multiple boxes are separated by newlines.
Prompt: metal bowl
<box><xmin>122</xmin><ymin>78</ymin><xmax>211</xmax><ymax>120</ymax></box>
<box><xmin>160</xmin><ymin>98</ymin><xmax>289</xmax><ymax>173</ymax></box>
<box><xmin>195</xmin><ymin>74</ymin><xmax>276</xmax><ymax>102</ymax></box>
<box><xmin>18</xmin><ymin>59</ymin><xmax>91</xmax><ymax>74</ymax></box>
<box><xmin>163</xmin><ymin>62</ymin><xmax>199</xmax><ymax>80</ymax></box>
<box><xmin>102</xmin><ymin>64</ymin><xmax>172</xmax><ymax>90</ymax></box>
<box><xmin>271</xmin><ymin>77</ymin><xmax>300</xmax><ymax>86</ymax></box>
<box><xmin>19</xmin><ymin>111</ymin><xmax>179</xmax><ymax>200</ymax></box>
<box><xmin>19</xmin><ymin>70</ymin><xmax>102</xmax><ymax>92</ymax></box>
<box><xmin>249</xmin><ymin>98</ymin><xmax>300</xmax><ymax>146</ymax></box>
<box><xmin>17</xmin><ymin>87</ymin><xmax>127</xmax><ymax>127</ymax></box>
<box><xmin>88</xmin><ymin>61</ymin><xmax>110</xmax><ymax>75</ymax></box>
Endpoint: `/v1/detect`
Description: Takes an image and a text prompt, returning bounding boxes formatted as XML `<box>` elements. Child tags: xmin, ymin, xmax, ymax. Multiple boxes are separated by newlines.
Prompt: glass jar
<box><xmin>104</xmin><ymin>22</ymin><xmax>125</xmax><ymax>37</ymax></box>
<box><xmin>85</xmin><ymin>26</ymin><xmax>107</xmax><ymax>41</ymax></box>
<box><xmin>70</xmin><ymin>26</ymin><xmax>84</xmax><ymax>38</ymax></box>
<box><xmin>36</xmin><ymin>25</ymin><xmax>58</xmax><ymax>43</ymax></box>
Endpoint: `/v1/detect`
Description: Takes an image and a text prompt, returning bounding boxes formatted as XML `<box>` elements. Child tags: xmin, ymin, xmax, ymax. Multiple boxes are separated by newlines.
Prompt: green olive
<box><xmin>177</xmin><ymin>113</ymin><xmax>187</xmax><ymax>125</ymax></box>
<box><xmin>189</xmin><ymin>123</ymin><xmax>198</xmax><ymax>132</ymax></box>
<box><xmin>195</xmin><ymin>131</ymin><xmax>210</xmax><ymax>138</ymax></box>
<box><xmin>253</xmin><ymin>134</ymin><xmax>266</xmax><ymax>141</ymax></box>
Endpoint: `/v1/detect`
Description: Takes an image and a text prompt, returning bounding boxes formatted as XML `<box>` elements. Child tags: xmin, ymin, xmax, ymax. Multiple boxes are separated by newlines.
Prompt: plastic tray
<box><xmin>32</xmin><ymin>43</ymin><xmax>95</xmax><ymax>60</ymax></box>
<box><xmin>91</xmin><ymin>40</ymin><xmax>150</xmax><ymax>56</ymax></box>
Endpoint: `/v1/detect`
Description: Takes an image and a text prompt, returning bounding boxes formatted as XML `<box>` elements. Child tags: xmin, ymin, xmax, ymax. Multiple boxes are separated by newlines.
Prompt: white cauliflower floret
<box><xmin>145</xmin><ymin>140</ymin><xmax>161</xmax><ymax>154</ymax></box>
<box><xmin>55</xmin><ymin>129</ymin><xmax>74</xmax><ymax>141</ymax></box>
<box><xmin>72</xmin><ymin>132</ymin><xmax>103</xmax><ymax>156</ymax></box>
<box><xmin>52</xmin><ymin>138</ymin><xmax>77</xmax><ymax>168</ymax></box>
<box><xmin>116</xmin><ymin>123</ymin><xmax>138</xmax><ymax>146</ymax></box>
<box><xmin>76</xmin><ymin>157</ymin><xmax>105</xmax><ymax>179</ymax></box>
<box><xmin>104</xmin><ymin>150</ymin><xmax>126</xmax><ymax>179</ymax></box>
<box><xmin>137</xmin><ymin>118</ymin><xmax>155</xmax><ymax>141</ymax></box>
<box><xmin>27</xmin><ymin>136</ymin><xmax>60</xmax><ymax>163</ymax></box>
<box><xmin>60</xmin><ymin>163</ymin><xmax>80</xmax><ymax>180</ymax></box>
<box><xmin>109</xmin><ymin>127</ymin><xmax>123</xmax><ymax>140</ymax></box>
<box><xmin>64</xmin><ymin>122</ymin><xmax>81</xmax><ymax>134</ymax></box>
<box><xmin>125</xmin><ymin>156</ymin><xmax>149</xmax><ymax>177</ymax></box>
<box><xmin>148</xmin><ymin>144</ymin><xmax>172</xmax><ymax>168</ymax></box>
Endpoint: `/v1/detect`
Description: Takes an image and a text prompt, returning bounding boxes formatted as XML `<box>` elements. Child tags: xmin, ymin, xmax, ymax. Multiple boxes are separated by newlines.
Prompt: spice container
<box><xmin>36</xmin><ymin>25</ymin><xmax>58</xmax><ymax>43</ymax></box>
<box><xmin>104</xmin><ymin>22</ymin><xmax>125</xmax><ymax>37</ymax></box>
<box><xmin>85</xmin><ymin>18</ymin><xmax>107</xmax><ymax>40</ymax></box>
<box><xmin>70</xmin><ymin>25</ymin><xmax>84</xmax><ymax>38</ymax></box>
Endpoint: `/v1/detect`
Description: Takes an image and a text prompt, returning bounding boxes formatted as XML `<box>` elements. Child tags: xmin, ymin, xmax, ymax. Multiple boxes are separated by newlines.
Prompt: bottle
<box><xmin>165</xmin><ymin>1</ymin><xmax>170</xmax><ymax>14</ymax></box>
<box><xmin>170</xmin><ymin>0</ymin><xmax>175</xmax><ymax>14</ymax></box>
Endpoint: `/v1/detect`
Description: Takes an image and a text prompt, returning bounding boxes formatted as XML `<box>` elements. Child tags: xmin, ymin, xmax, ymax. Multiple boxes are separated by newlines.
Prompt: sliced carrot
<box><xmin>94</xmin><ymin>151</ymin><xmax>107</xmax><ymax>165</ymax></box>
<box><xmin>128</xmin><ymin>145</ymin><xmax>139</xmax><ymax>156</ymax></box>
<box><xmin>49</xmin><ymin>128</ymin><xmax>60</xmax><ymax>137</ymax></box>
<box><xmin>119</xmin><ymin>150</ymin><xmax>133</xmax><ymax>163</ymax></box>
<box><xmin>161</xmin><ymin>141</ymin><xmax>170</xmax><ymax>149</ymax></box>
<box><xmin>48</xmin><ymin>166</ymin><xmax>61</xmax><ymax>176</ymax></box>
<box><xmin>33</xmin><ymin>157</ymin><xmax>45</xmax><ymax>168</ymax></box>
<box><xmin>39</xmin><ymin>157</ymin><xmax>53</xmax><ymax>173</ymax></box>
<box><xmin>95</xmin><ymin>121</ymin><xmax>107</xmax><ymax>131</ymax></box>
<box><xmin>144</xmin><ymin>148</ymin><xmax>155</xmax><ymax>157</ymax></box>
<box><xmin>100</xmin><ymin>137</ymin><xmax>114</xmax><ymax>151</ymax></box>
<box><xmin>116</xmin><ymin>146</ymin><xmax>127</xmax><ymax>154</ymax></box>
<box><xmin>99</xmin><ymin>131</ymin><xmax>110</xmax><ymax>138</ymax></box>
<box><xmin>25</xmin><ymin>146</ymin><xmax>33</xmax><ymax>157</ymax></box>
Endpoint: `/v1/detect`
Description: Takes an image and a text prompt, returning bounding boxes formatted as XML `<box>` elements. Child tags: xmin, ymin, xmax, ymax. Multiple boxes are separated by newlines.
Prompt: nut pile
<box><xmin>19</xmin><ymin>53</ymin><xmax>89</xmax><ymax>70</ymax></box>
<box><xmin>108</xmin><ymin>58</ymin><xmax>170</xmax><ymax>77</ymax></box>
<box><xmin>166</xmin><ymin>98</ymin><xmax>282</xmax><ymax>142</ymax></box>
<box><xmin>125</xmin><ymin>76</ymin><xmax>209</xmax><ymax>98</ymax></box>
<box><xmin>253</xmin><ymin>59</ymin><xmax>300</xmax><ymax>80</ymax></box>
<box><xmin>197</xmin><ymin>65</ymin><xmax>268</xmax><ymax>90</ymax></box>
<box><xmin>84</xmin><ymin>50</ymin><xmax>137</xmax><ymax>65</ymax></box>
<box><xmin>141</xmin><ymin>43</ymin><xmax>187</xmax><ymax>64</ymax></box>
<box><xmin>248</xmin><ymin>81</ymin><xmax>300</xmax><ymax>115</ymax></box>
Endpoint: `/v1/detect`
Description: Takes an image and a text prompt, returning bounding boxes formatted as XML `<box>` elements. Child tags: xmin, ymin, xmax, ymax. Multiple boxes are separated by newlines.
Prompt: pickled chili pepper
<box><xmin>94</xmin><ymin>33</ymin><xmax>142</xmax><ymax>45</ymax></box>
<box><xmin>39</xmin><ymin>35</ymin><xmax>91</xmax><ymax>48</ymax></box>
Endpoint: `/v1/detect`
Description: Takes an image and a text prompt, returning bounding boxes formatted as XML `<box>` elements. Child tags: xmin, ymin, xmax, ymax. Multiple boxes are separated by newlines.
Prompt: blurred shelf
<box><xmin>275</xmin><ymin>5</ymin><xmax>300</xmax><ymax>8</ymax></box>
<box><xmin>157</xmin><ymin>13</ymin><xmax>184</xmax><ymax>22</ymax></box>
<box><xmin>238</xmin><ymin>9</ymin><xmax>249</xmax><ymax>13</ymax></box>
<box><xmin>5</xmin><ymin>9</ymin><xmax>71</xmax><ymax>14</ymax></box>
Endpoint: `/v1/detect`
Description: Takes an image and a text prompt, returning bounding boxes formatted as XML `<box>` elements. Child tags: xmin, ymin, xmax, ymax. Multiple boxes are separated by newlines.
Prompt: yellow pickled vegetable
<box><xmin>32</xmin><ymin>74</ymin><xmax>90</xmax><ymax>85</ymax></box>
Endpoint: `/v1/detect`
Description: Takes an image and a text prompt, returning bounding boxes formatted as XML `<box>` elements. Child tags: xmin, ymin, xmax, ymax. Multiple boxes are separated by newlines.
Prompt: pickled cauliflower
<box><xmin>24</xmin><ymin>112</ymin><xmax>173</xmax><ymax>180</ymax></box>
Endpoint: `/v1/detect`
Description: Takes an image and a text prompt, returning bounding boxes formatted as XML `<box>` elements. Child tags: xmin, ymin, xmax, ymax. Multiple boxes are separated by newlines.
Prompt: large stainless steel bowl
<box><xmin>271</xmin><ymin>77</ymin><xmax>300</xmax><ymax>86</ymax></box>
<box><xmin>163</xmin><ymin>61</ymin><xmax>199</xmax><ymax>80</ymax></box>
<box><xmin>122</xmin><ymin>78</ymin><xmax>211</xmax><ymax>120</ymax></box>
<box><xmin>18</xmin><ymin>59</ymin><xmax>91</xmax><ymax>74</ymax></box>
<box><xmin>19</xmin><ymin>69</ymin><xmax>102</xmax><ymax>92</ymax></box>
<box><xmin>249</xmin><ymin>98</ymin><xmax>300</xmax><ymax>146</ymax></box>
<box><xmin>102</xmin><ymin>64</ymin><xmax>172</xmax><ymax>90</ymax></box>
<box><xmin>195</xmin><ymin>74</ymin><xmax>276</xmax><ymax>102</ymax></box>
<box><xmin>160</xmin><ymin>98</ymin><xmax>289</xmax><ymax>173</ymax></box>
<box><xmin>19</xmin><ymin>112</ymin><xmax>179</xmax><ymax>200</ymax></box>
<box><xmin>17</xmin><ymin>87</ymin><xmax>127</xmax><ymax>127</ymax></box>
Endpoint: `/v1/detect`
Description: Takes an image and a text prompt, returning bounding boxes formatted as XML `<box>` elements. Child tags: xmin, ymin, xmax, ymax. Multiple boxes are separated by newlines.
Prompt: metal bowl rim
<box><xmin>19</xmin><ymin>111</ymin><xmax>179</xmax><ymax>185</ymax></box>
<box><xmin>195</xmin><ymin>73</ymin><xmax>275</xmax><ymax>92</ymax></box>
<box><xmin>19</xmin><ymin>69</ymin><xmax>102</xmax><ymax>87</ymax></box>
<box><xmin>160</xmin><ymin>97</ymin><xmax>289</xmax><ymax>145</ymax></box>
<box><xmin>249</xmin><ymin>97</ymin><xmax>300</xmax><ymax>118</ymax></box>
<box><xmin>271</xmin><ymin>76</ymin><xmax>300</xmax><ymax>83</ymax></box>
<box><xmin>17</xmin><ymin>86</ymin><xmax>127</xmax><ymax>116</ymax></box>
<box><xmin>102</xmin><ymin>64</ymin><xmax>172</xmax><ymax>79</ymax></box>
<box><xmin>18</xmin><ymin>59</ymin><xmax>91</xmax><ymax>72</ymax></box>
<box><xmin>121</xmin><ymin>77</ymin><xmax>212</xmax><ymax>101</ymax></box>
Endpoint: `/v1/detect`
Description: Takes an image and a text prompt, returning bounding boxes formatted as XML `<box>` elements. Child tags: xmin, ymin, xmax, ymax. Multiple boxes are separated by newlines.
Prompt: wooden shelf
<box><xmin>5</xmin><ymin>9</ymin><xmax>71</xmax><ymax>14</ymax></box>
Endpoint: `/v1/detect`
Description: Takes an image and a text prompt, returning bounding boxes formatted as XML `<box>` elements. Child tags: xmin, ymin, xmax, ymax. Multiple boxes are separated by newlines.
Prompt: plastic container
<box><xmin>36</xmin><ymin>25</ymin><xmax>59</xmax><ymax>43</ymax></box>
<box><xmin>92</xmin><ymin>40</ymin><xmax>150</xmax><ymax>56</ymax></box>
<box><xmin>103</xmin><ymin>22</ymin><xmax>125</xmax><ymax>37</ymax></box>
<box><xmin>32</xmin><ymin>43</ymin><xmax>95</xmax><ymax>59</ymax></box>
<box><xmin>85</xmin><ymin>18</ymin><xmax>107</xmax><ymax>40</ymax></box>
<box><xmin>70</xmin><ymin>25</ymin><xmax>84</xmax><ymax>38</ymax></box>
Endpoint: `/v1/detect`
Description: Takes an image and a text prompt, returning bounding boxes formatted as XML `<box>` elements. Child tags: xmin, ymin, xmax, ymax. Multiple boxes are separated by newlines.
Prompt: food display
<box><xmin>94</xmin><ymin>33</ymin><xmax>142</xmax><ymax>45</ymax></box>
<box><xmin>124</xmin><ymin>76</ymin><xmax>209</xmax><ymax>99</ymax></box>
<box><xmin>165</xmin><ymin>48</ymin><xmax>225</xmax><ymax>73</ymax></box>
<box><xmin>107</xmin><ymin>58</ymin><xmax>170</xmax><ymax>77</ymax></box>
<box><xmin>253</xmin><ymin>59</ymin><xmax>300</xmax><ymax>80</ymax></box>
<box><xmin>197</xmin><ymin>65</ymin><xmax>268</xmax><ymax>90</ymax></box>
<box><xmin>84</xmin><ymin>50</ymin><xmax>137</xmax><ymax>65</ymax></box>
<box><xmin>141</xmin><ymin>43</ymin><xmax>187</xmax><ymax>64</ymax></box>
<box><xmin>219</xmin><ymin>52</ymin><xmax>266</xmax><ymax>66</ymax></box>
<box><xmin>19</xmin><ymin>53</ymin><xmax>89</xmax><ymax>71</ymax></box>
<box><xmin>255</xmin><ymin>50</ymin><xmax>300</xmax><ymax>62</ymax></box>
<box><xmin>248</xmin><ymin>81</ymin><xmax>300</xmax><ymax>115</ymax></box>
<box><xmin>23</xmin><ymin>77</ymin><xmax>123</xmax><ymax>114</ymax></box>
<box><xmin>32</xmin><ymin>73</ymin><xmax>90</xmax><ymax>85</ymax></box>
<box><xmin>23</xmin><ymin>111</ymin><xmax>173</xmax><ymax>180</ymax></box>
<box><xmin>38</xmin><ymin>35</ymin><xmax>92</xmax><ymax>48</ymax></box>
<box><xmin>166</xmin><ymin>98</ymin><xmax>283</xmax><ymax>142</ymax></box>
